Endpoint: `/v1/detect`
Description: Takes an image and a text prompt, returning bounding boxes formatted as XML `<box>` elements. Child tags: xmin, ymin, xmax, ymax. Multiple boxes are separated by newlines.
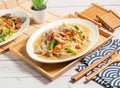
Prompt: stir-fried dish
<box><xmin>0</xmin><ymin>13</ymin><xmax>25</xmax><ymax>43</ymax></box>
<box><xmin>34</xmin><ymin>23</ymin><xmax>93</xmax><ymax>60</ymax></box>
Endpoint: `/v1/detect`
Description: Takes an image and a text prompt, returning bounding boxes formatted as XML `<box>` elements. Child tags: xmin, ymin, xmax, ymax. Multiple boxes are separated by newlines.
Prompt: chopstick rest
<box><xmin>86</xmin><ymin>54</ymin><xmax>120</xmax><ymax>81</ymax></box>
<box><xmin>71</xmin><ymin>48</ymin><xmax>119</xmax><ymax>81</ymax></box>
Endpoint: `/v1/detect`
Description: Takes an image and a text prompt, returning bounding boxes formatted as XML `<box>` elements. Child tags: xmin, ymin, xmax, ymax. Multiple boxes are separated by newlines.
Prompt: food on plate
<box><xmin>34</xmin><ymin>23</ymin><xmax>93</xmax><ymax>60</ymax></box>
<box><xmin>0</xmin><ymin>13</ymin><xmax>25</xmax><ymax>43</ymax></box>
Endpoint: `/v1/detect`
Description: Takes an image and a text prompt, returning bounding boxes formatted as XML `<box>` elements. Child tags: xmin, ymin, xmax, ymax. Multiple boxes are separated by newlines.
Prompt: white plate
<box><xmin>26</xmin><ymin>18</ymin><xmax>99</xmax><ymax>63</ymax></box>
<box><xmin>0</xmin><ymin>9</ymin><xmax>30</xmax><ymax>46</ymax></box>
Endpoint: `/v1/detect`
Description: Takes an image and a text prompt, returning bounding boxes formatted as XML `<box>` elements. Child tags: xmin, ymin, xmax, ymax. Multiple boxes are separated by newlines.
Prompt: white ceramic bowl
<box><xmin>26</xmin><ymin>18</ymin><xmax>99</xmax><ymax>63</ymax></box>
<box><xmin>0</xmin><ymin>9</ymin><xmax>30</xmax><ymax>46</ymax></box>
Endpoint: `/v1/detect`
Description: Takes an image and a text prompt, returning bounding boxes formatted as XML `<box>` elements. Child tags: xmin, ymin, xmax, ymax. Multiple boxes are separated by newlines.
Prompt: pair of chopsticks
<box><xmin>71</xmin><ymin>48</ymin><xmax>119</xmax><ymax>82</ymax></box>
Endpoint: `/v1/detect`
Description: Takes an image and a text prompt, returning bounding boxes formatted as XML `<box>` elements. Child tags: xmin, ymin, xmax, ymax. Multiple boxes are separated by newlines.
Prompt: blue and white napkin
<box><xmin>76</xmin><ymin>39</ymin><xmax>120</xmax><ymax>88</ymax></box>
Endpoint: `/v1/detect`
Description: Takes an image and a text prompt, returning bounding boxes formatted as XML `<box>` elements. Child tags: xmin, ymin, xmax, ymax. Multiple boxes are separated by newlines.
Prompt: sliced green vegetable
<box><xmin>0</xmin><ymin>33</ymin><xmax>6</xmax><ymax>42</ymax></box>
<box><xmin>3</xmin><ymin>34</ymin><xmax>9</xmax><ymax>41</ymax></box>
<box><xmin>74</xmin><ymin>25</ymin><xmax>83</xmax><ymax>35</ymax></box>
<box><xmin>10</xmin><ymin>31</ymin><xmax>15</xmax><ymax>36</ymax></box>
<box><xmin>5</xmin><ymin>26</ymin><xmax>10</xmax><ymax>33</ymax></box>
<box><xmin>0</xmin><ymin>37</ymin><xmax>3</xmax><ymax>42</ymax></box>
<box><xmin>67</xmin><ymin>47</ymin><xmax>77</xmax><ymax>55</ymax></box>
<box><xmin>49</xmin><ymin>39</ymin><xmax>56</xmax><ymax>50</ymax></box>
<box><xmin>71</xmin><ymin>29</ymin><xmax>74</xmax><ymax>35</ymax></box>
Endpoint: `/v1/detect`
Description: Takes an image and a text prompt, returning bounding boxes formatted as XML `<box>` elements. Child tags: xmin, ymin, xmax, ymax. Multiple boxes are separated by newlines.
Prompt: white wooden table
<box><xmin>0</xmin><ymin>0</ymin><xmax>120</xmax><ymax>88</ymax></box>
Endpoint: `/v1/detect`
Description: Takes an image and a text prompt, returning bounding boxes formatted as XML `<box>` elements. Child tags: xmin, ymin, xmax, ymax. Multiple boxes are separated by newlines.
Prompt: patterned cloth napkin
<box><xmin>76</xmin><ymin>39</ymin><xmax>120</xmax><ymax>88</ymax></box>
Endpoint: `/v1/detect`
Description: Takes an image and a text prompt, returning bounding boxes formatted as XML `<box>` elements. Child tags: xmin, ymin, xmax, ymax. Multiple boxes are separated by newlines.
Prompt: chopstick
<box><xmin>86</xmin><ymin>58</ymin><xmax>114</xmax><ymax>81</ymax></box>
<box><xmin>71</xmin><ymin>48</ymin><xmax>119</xmax><ymax>81</ymax></box>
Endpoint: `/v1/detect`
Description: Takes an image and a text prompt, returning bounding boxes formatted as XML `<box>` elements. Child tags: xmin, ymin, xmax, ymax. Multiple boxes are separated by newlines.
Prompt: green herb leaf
<box><xmin>32</xmin><ymin>0</ymin><xmax>46</xmax><ymax>10</ymax></box>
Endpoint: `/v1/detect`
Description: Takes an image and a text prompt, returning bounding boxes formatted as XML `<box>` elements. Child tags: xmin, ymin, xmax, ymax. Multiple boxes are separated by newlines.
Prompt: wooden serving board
<box><xmin>97</xmin><ymin>10</ymin><xmax>120</xmax><ymax>32</ymax></box>
<box><xmin>75</xmin><ymin>3</ymin><xmax>109</xmax><ymax>28</ymax></box>
<box><xmin>0</xmin><ymin>0</ymin><xmax>112</xmax><ymax>80</ymax></box>
<box><xmin>75</xmin><ymin>3</ymin><xmax>120</xmax><ymax>32</ymax></box>
<box><xmin>9</xmin><ymin>13</ymin><xmax>112</xmax><ymax>80</ymax></box>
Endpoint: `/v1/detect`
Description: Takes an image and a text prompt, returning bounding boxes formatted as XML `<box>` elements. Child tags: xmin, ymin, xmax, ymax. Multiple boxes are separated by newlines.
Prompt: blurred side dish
<box><xmin>0</xmin><ymin>13</ymin><xmax>25</xmax><ymax>43</ymax></box>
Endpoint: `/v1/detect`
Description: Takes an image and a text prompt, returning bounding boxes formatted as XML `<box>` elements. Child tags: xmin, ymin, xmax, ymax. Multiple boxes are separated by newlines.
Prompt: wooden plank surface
<box><xmin>3</xmin><ymin>0</ymin><xmax>17</xmax><ymax>9</ymax></box>
<box><xmin>0</xmin><ymin>1</ymin><xmax>6</xmax><ymax>9</ymax></box>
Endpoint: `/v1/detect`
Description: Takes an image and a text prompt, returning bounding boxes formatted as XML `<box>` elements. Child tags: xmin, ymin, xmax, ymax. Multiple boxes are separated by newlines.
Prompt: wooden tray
<box><xmin>97</xmin><ymin>10</ymin><xmax>120</xmax><ymax>32</ymax></box>
<box><xmin>80</xmin><ymin>3</ymin><xmax>109</xmax><ymax>21</ymax></box>
<box><xmin>9</xmin><ymin>14</ymin><xmax>112</xmax><ymax>80</ymax></box>
<box><xmin>75</xmin><ymin>3</ymin><xmax>110</xmax><ymax>28</ymax></box>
